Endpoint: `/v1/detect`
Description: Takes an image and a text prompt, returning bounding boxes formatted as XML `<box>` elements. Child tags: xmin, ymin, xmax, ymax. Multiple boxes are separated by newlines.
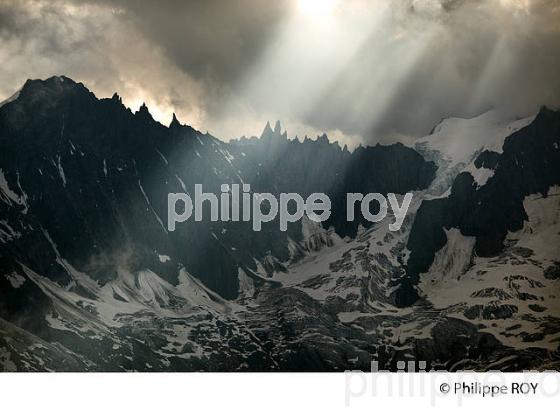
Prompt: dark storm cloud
<box><xmin>91</xmin><ymin>0</ymin><xmax>290</xmax><ymax>84</ymax></box>
<box><xmin>299</xmin><ymin>0</ymin><xmax>560</xmax><ymax>139</ymax></box>
<box><xmin>1</xmin><ymin>0</ymin><xmax>560</xmax><ymax>143</ymax></box>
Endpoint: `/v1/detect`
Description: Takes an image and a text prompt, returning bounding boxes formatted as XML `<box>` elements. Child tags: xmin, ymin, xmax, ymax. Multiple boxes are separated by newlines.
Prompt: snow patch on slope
<box><xmin>418</xmin><ymin>228</ymin><xmax>476</xmax><ymax>300</ymax></box>
<box><xmin>419</xmin><ymin>187</ymin><xmax>560</xmax><ymax>351</ymax></box>
<box><xmin>7</xmin><ymin>272</ymin><xmax>26</xmax><ymax>288</ymax></box>
<box><xmin>465</xmin><ymin>162</ymin><xmax>495</xmax><ymax>188</ymax></box>
<box><xmin>0</xmin><ymin>220</ymin><xmax>21</xmax><ymax>244</ymax></box>
<box><xmin>508</xmin><ymin>186</ymin><xmax>560</xmax><ymax>263</ymax></box>
<box><xmin>0</xmin><ymin>169</ymin><xmax>27</xmax><ymax>210</ymax></box>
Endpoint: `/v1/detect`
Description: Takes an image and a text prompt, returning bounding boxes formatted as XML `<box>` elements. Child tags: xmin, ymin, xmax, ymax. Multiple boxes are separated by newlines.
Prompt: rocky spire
<box><xmin>273</xmin><ymin>120</ymin><xmax>282</xmax><ymax>135</ymax></box>
<box><xmin>317</xmin><ymin>133</ymin><xmax>329</xmax><ymax>144</ymax></box>
<box><xmin>261</xmin><ymin>121</ymin><xmax>274</xmax><ymax>139</ymax></box>
<box><xmin>169</xmin><ymin>112</ymin><xmax>181</xmax><ymax>129</ymax></box>
<box><xmin>261</xmin><ymin>120</ymin><xmax>287</xmax><ymax>140</ymax></box>
<box><xmin>136</xmin><ymin>102</ymin><xmax>154</xmax><ymax>122</ymax></box>
<box><xmin>111</xmin><ymin>92</ymin><xmax>122</xmax><ymax>104</ymax></box>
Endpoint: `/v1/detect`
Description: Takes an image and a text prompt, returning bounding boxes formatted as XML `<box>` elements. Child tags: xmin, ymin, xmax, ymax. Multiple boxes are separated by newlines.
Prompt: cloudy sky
<box><xmin>1</xmin><ymin>0</ymin><xmax>559</xmax><ymax>146</ymax></box>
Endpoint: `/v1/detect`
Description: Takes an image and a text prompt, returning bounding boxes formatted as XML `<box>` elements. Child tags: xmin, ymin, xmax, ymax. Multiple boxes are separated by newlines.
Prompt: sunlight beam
<box><xmin>297</xmin><ymin>0</ymin><xmax>339</xmax><ymax>18</ymax></box>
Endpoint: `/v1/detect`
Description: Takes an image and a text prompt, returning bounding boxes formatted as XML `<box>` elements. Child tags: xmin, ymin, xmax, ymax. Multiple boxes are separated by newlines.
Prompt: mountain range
<box><xmin>0</xmin><ymin>76</ymin><xmax>559</xmax><ymax>371</ymax></box>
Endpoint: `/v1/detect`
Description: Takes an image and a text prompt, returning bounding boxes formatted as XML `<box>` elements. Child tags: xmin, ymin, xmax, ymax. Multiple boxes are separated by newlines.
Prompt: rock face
<box><xmin>1</xmin><ymin>77</ymin><xmax>559</xmax><ymax>371</ymax></box>
<box><xmin>0</xmin><ymin>76</ymin><xmax>435</xmax><ymax>299</ymax></box>
<box><xmin>403</xmin><ymin>107</ymin><xmax>560</xmax><ymax>306</ymax></box>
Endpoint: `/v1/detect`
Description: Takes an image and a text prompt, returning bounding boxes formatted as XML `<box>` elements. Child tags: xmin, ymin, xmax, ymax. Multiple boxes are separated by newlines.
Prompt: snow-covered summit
<box><xmin>416</xmin><ymin>110</ymin><xmax>535</xmax><ymax>167</ymax></box>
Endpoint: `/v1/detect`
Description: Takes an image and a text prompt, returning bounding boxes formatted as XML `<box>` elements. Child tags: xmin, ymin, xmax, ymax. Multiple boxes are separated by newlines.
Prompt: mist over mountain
<box><xmin>2</xmin><ymin>0</ymin><xmax>560</xmax><ymax>143</ymax></box>
<box><xmin>1</xmin><ymin>76</ymin><xmax>559</xmax><ymax>371</ymax></box>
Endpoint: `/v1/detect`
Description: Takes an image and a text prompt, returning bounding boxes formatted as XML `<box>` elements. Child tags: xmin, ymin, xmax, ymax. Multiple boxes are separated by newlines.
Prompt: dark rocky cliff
<box><xmin>0</xmin><ymin>76</ymin><xmax>436</xmax><ymax>307</ymax></box>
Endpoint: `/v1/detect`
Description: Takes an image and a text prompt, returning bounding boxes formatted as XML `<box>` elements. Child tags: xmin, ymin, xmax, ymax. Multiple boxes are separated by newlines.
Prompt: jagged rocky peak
<box><xmin>110</xmin><ymin>92</ymin><xmax>122</xmax><ymax>104</ymax></box>
<box><xmin>273</xmin><ymin>119</ymin><xmax>282</xmax><ymax>135</ymax></box>
<box><xmin>0</xmin><ymin>75</ymin><xmax>96</xmax><ymax>120</ymax></box>
<box><xmin>169</xmin><ymin>112</ymin><xmax>182</xmax><ymax>129</ymax></box>
<box><xmin>20</xmin><ymin>75</ymin><xmax>78</xmax><ymax>95</ymax></box>
<box><xmin>35</xmin><ymin>75</ymin><xmax>75</xmax><ymax>86</ymax></box>
<box><xmin>138</xmin><ymin>102</ymin><xmax>149</xmax><ymax>113</ymax></box>
<box><xmin>135</xmin><ymin>102</ymin><xmax>154</xmax><ymax>122</ymax></box>
<box><xmin>261</xmin><ymin>121</ymin><xmax>273</xmax><ymax>138</ymax></box>
<box><xmin>261</xmin><ymin>120</ymin><xmax>287</xmax><ymax>139</ymax></box>
<box><xmin>317</xmin><ymin>133</ymin><xmax>330</xmax><ymax>144</ymax></box>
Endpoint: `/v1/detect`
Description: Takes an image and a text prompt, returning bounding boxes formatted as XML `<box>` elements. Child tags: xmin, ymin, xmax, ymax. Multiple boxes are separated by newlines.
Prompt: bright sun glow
<box><xmin>298</xmin><ymin>0</ymin><xmax>338</xmax><ymax>17</ymax></box>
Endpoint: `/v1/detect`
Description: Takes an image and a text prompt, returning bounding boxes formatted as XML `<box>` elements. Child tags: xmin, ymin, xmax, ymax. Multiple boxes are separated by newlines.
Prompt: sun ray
<box><xmin>297</xmin><ymin>0</ymin><xmax>339</xmax><ymax>18</ymax></box>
